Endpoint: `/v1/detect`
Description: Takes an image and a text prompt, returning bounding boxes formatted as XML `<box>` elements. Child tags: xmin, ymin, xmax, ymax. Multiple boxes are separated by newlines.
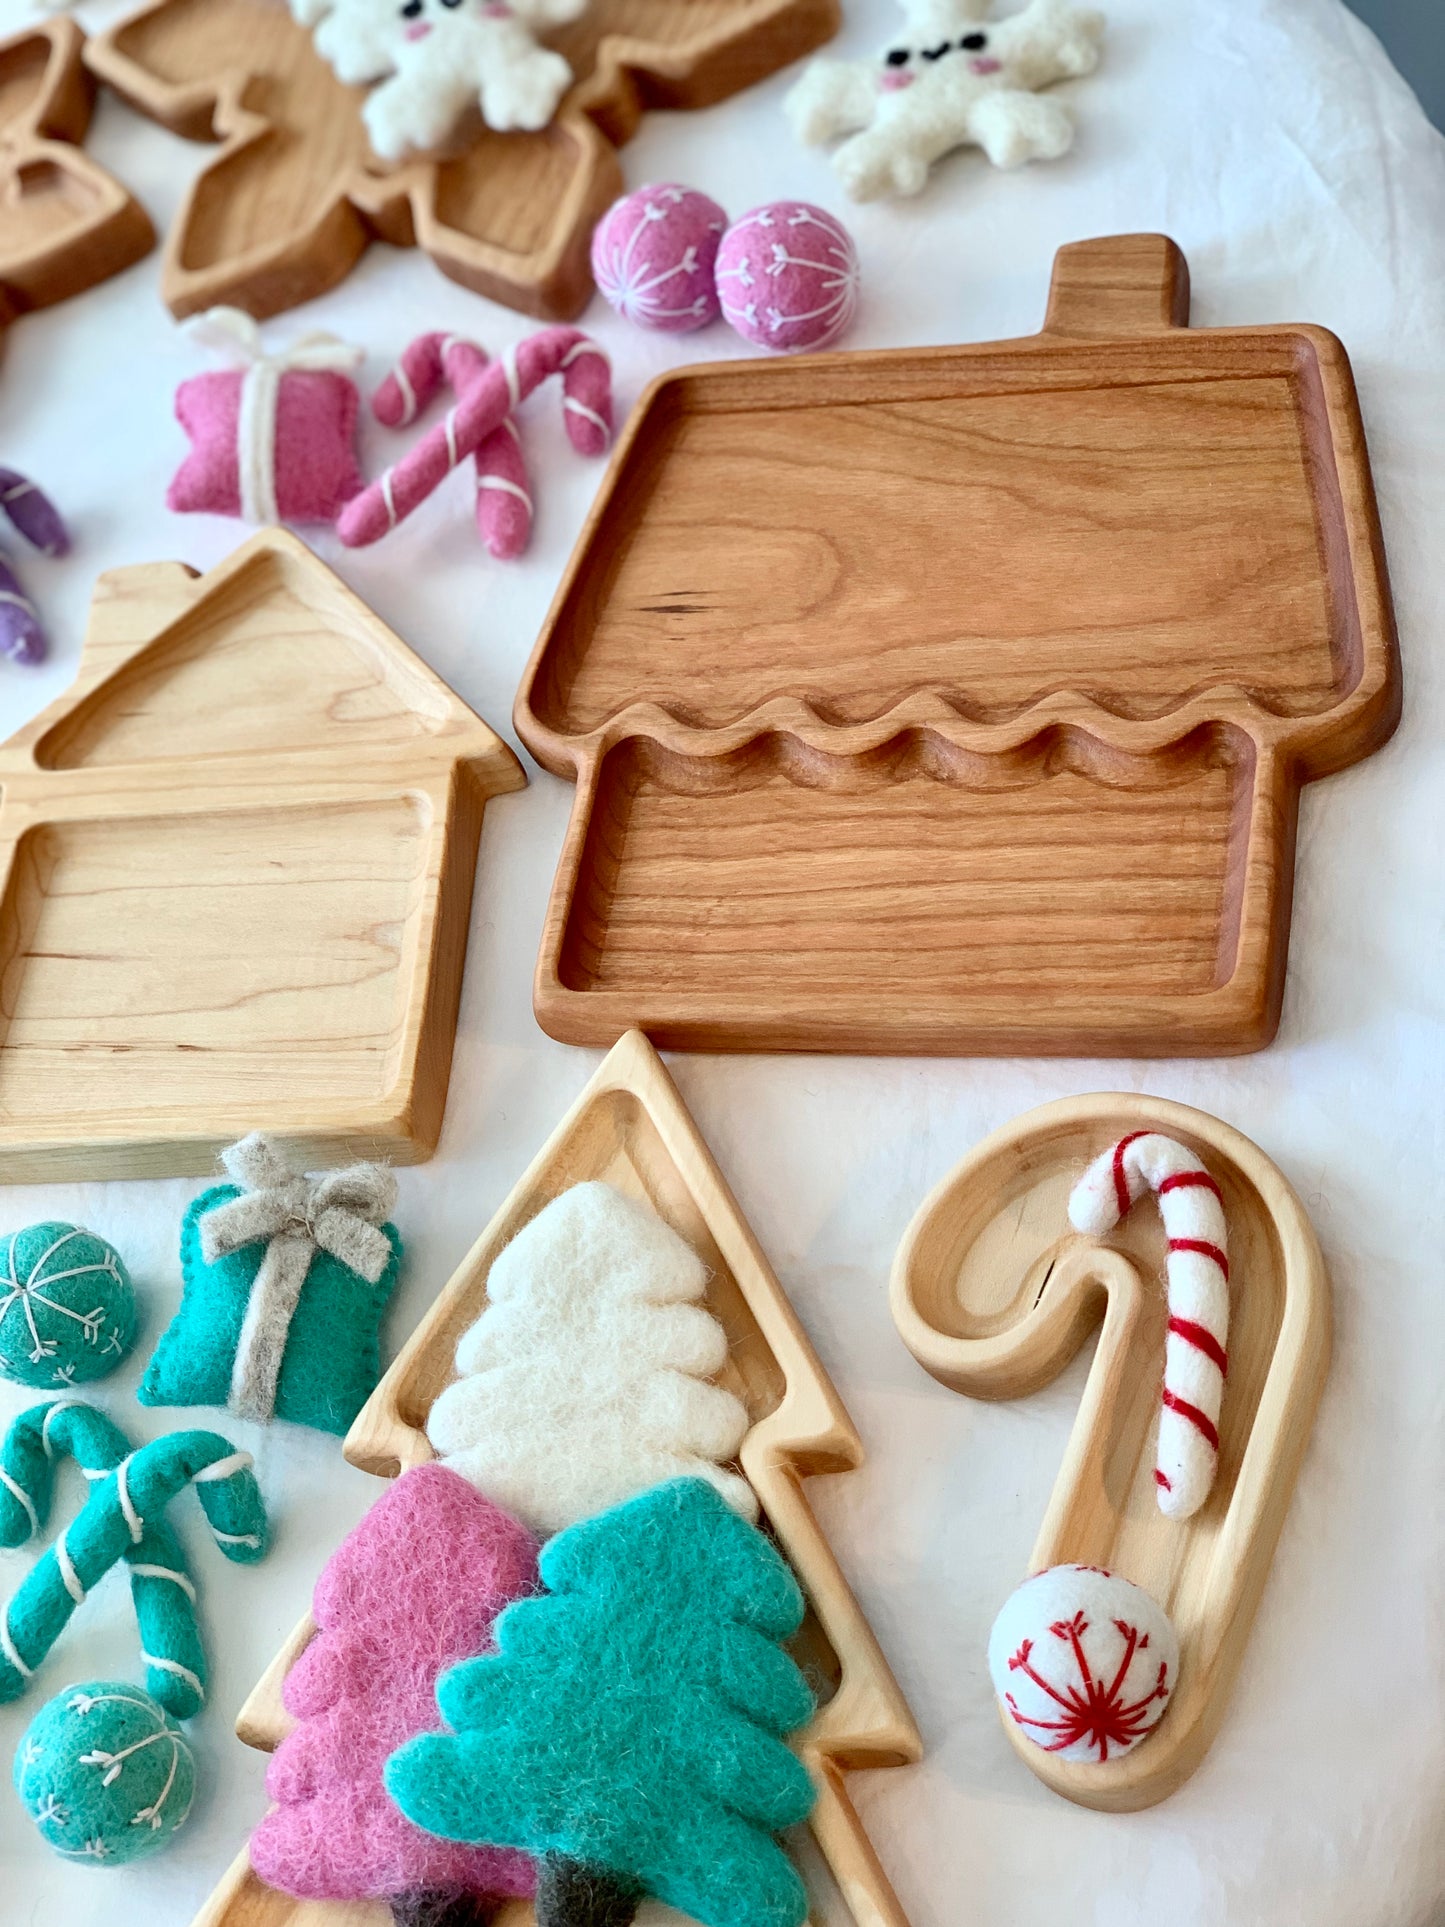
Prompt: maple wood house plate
<box><xmin>0</xmin><ymin>530</ymin><xmax>523</xmax><ymax>1179</ymax></box>
<box><xmin>516</xmin><ymin>233</ymin><xmax>1401</xmax><ymax>1057</ymax></box>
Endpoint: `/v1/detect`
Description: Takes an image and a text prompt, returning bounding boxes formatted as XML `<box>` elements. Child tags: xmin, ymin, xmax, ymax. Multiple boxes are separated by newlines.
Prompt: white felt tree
<box><xmin>426</xmin><ymin>1182</ymin><xmax>756</xmax><ymax>1537</ymax></box>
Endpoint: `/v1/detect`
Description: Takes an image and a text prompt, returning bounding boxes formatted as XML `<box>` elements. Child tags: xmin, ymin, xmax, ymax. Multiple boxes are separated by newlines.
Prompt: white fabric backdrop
<box><xmin>0</xmin><ymin>0</ymin><xmax>1441</xmax><ymax>1920</ymax></box>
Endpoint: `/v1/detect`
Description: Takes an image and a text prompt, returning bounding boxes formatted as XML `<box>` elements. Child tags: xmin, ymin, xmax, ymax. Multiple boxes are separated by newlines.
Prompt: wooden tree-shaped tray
<box><xmin>890</xmin><ymin>1093</ymin><xmax>1329</xmax><ymax>1811</ymax></box>
<box><xmin>0</xmin><ymin>527</ymin><xmax>524</xmax><ymax>1180</ymax></box>
<box><xmin>199</xmin><ymin>1028</ymin><xmax>920</xmax><ymax>1927</ymax></box>
<box><xmin>84</xmin><ymin>0</ymin><xmax>837</xmax><ymax>322</ymax></box>
<box><xmin>0</xmin><ymin>18</ymin><xmax>153</xmax><ymax>324</ymax></box>
<box><xmin>515</xmin><ymin>232</ymin><xmax>1402</xmax><ymax>1056</ymax></box>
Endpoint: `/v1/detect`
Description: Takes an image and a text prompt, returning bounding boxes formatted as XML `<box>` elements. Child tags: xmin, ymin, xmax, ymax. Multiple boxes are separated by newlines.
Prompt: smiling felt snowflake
<box><xmin>987</xmin><ymin>1563</ymin><xmax>1179</xmax><ymax>1766</ymax></box>
<box><xmin>786</xmin><ymin>0</ymin><xmax>1103</xmax><ymax>201</ymax></box>
<box><xmin>291</xmin><ymin>0</ymin><xmax>587</xmax><ymax>163</ymax></box>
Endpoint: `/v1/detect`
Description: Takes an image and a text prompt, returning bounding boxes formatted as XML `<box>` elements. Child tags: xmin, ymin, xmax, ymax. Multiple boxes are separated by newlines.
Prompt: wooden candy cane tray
<box><xmin>196</xmin><ymin>1030</ymin><xmax>921</xmax><ymax>1927</ymax></box>
<box><xmin>84</xmin><ymin>0</ymin><xmax>837</xmax><ymax>321</ymax></box>
<box><xmin>891</xmin><ymin>1094</ymin><xmax>1330</xmax><ymax>1811</ymax></box>
<box><xmin>516</xmin><ymin>233</ymin><xmax>1402</xmax><ymax>1056</ymax></box>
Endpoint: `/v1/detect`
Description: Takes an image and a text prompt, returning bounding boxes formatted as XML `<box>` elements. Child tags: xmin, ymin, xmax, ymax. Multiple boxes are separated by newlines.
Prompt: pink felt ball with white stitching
<box><xmin>591</xmin><ymin>184</ymin><xmax>727</xmax><ymax>333</ymax></box>
<box><xmin>714</xmin><ymin>201</ymin><xmax>859</xmax><ymax>353</ymax></box>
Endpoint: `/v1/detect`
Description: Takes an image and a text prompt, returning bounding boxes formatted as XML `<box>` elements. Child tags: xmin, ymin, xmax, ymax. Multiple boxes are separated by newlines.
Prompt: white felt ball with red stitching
<box><xmin>714</xmin><ymin>201</ymin><xmax>860</xmax><ymax>352</ymax></box>
<box><xmin>987</xmin><ymin>1564</ymin><xmax>1178</xmax><ymax>1766</ymax></box>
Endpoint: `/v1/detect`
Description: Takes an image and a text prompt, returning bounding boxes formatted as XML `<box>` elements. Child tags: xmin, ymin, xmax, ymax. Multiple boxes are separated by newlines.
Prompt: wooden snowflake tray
<box><xmin>0</xmin><ymin>18</ymin><xmax>153</xmax><ymax>324</ymax></box>
<box><xmin>84</xmin><ymin>0</ymin><xmax>837</xmax><ymax>322</ymax></box>
<box><xmin>198</xmin><ymin>1028</ymin><xmax>920</xmax><ymax>1927</ymax></box>
<box><xmin>890</xmin><ymin>1092</ymin><xmax>1329</xmax><ymax>1811</ymax></box>
<box><xmin>515</xmin><ymin>232</ymin><xmax>1402</xmax><ymax>1055</ymax></box>
<box><xmin>0</xmin><ymin>528</ymin><xmax>524</xmax><ymax>1179</ymax></box>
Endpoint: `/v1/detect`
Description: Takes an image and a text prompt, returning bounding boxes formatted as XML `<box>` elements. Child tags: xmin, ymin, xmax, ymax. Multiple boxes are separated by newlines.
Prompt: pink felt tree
<box><xmin>250</xmin><ymin>1462</ymin><xmax>539</xmax><ymax>1927</ymax></box>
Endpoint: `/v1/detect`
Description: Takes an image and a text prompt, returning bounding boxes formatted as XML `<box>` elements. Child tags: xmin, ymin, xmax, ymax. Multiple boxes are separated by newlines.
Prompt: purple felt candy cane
<box><xmin>0</xmin><ymin>469</ymin><xmax>68</xmax><ymax>667</ymax></box>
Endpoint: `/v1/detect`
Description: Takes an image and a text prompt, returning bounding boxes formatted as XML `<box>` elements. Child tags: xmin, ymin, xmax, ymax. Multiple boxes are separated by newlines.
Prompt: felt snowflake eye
<box><xmin>400</xmin><ymin>0</ymin><xmax>423</xmax><ymax>15</ymax></box>
<box><xmin>884</xmin><ymin>46</ymin><xmax>910</xmax><ymax>66</ymax></box>
<box><xmin>921</xmin><ymin>40</ymin><xmax>951</xmax><ymax>60</ymax></box>
<box><xmin>960</xmin><ymin>30</ymin><xmax>988</xmax><ymax>49</ymax></box>
<box><xmin>440</xmin><ymin>0</ymin><xmax>464</xmax><ymax>10</ymax></box>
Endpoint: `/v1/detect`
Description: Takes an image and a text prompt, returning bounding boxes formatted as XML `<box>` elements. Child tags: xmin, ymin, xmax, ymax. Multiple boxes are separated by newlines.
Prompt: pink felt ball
<box><xmin>591</xmin><ymin>184</ymin><xmax>727</xmax><ymax>333</ymax></box>
<box><xmin>715</xmin><ymin>201</ymin><xmax>859</xmax><ymax>353</ymax></box>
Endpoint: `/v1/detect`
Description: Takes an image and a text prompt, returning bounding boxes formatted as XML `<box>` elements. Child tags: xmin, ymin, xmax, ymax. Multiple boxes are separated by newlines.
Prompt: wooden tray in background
<box><xmin>84</xmin><ymin>0</ymin><xmax>837</xmax><ymax>322</ymax></box>
<box><xmin>515</xmin><ymin>232</ymin><xmax>1402</xmax><ymax>1056</ymax></box>
<box><xmin>0</xmin><ymin>18</ymin><xmax>153</xmax><ymax>324</ymax></box>
<box><xmin>202</xmin><ymin>1029</ymin><xmax>921</xmax><ymax>1927</ymax></box>
<box><xmin>0</xmin><ymin>528</ymin><xmax>524</xmax><ymax>1179</ymax></box>
<box><xmin>890</xmin><ymin>1093</ymin><xmax>1330</xmax><ymax>1812</ymax></box>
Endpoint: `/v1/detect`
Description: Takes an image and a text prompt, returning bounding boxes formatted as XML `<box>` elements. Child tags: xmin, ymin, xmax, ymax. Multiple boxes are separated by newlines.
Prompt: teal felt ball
<box><xmin>0</xmin><ymin>1224</ymin><xmax>137</xmax><ymax>1388</ymax></box>
<box><xmin>14</xmin><ymin>1680</ymin><xmax>196</xmax><ymax>1865</ymax></box>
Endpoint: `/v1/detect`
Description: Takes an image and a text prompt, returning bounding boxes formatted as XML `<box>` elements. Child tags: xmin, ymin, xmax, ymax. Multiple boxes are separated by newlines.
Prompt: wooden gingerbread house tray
<box><xmin>515</xmin><ymin>233</ymin><xmax>1402</xmax><ymax>1056</ymax></box>
<box><xmin>0</xmin><ymin>529</ymin><xmax>523</xmax><ymax>1179</ymax></box>
<box><xmin>197</xmin><ymin>1029</ymin><xmax>921</xmax><ymax>1927</ymax></box>
<box><xmin>84</xmin><ymin>0</ymin><xmax>837</xmax><ymax>321</ymax></box>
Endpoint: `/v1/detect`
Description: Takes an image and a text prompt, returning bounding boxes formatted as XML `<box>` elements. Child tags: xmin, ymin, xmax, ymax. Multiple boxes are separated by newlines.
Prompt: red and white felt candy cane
<box><xmin>1068</xmin><ymin>1132</ymin><xmax>1228</xmax><ymax>1521</ymax></box>
<box><xmin>338</xmin><ymin>326</ymin><xmax>611</xmax><ymax>554</ymax></box>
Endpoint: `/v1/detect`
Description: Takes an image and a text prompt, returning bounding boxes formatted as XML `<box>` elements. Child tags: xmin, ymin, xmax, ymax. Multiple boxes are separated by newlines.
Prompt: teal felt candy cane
<box><xmin>0</xmin><ymin>1410</ymin><xmax>268</xmax><ymax>1715</ymax></box>
<box><xmin>0</xmin><ymin>1401</ymin><xmax>212</xmax><ymax>1718</ymax></box>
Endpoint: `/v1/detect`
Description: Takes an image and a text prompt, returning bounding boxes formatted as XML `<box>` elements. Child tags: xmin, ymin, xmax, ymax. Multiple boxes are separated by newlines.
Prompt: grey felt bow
<box><xmin>202</xmin><ymin>1133</ymin><xmax>397</xmax><ymax>1424</ymax></box>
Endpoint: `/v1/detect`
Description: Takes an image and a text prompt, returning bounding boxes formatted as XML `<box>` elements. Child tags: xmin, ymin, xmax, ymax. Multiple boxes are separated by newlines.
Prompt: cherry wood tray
<box><xmin>84</xmin><ymin>0</ymin><xmax>837</xmax><ymax>322</ymax></box>
<box><xmin>0</xmin><ymin>18</ymin><xmax>153</xmax><ymax>325</ymax></box>
<box><xmin>891</xmin><ymin>1092</ymin><xmax>1330</xmax><ymax>1811</ymax></box>
<box><xmin>0</xmin><ymin>528</ymin><xmax>524</xmax><ymax>1178</ymax></box>
<box><xmin>196</xmin><ymin>1029</ymin><xmax>920</xmax><ymax>1927</ymax></box>
<box><xmin>515</xmin><ymin>232</ymin><xmax>1402</xmax><ymax>1055</ymax></box>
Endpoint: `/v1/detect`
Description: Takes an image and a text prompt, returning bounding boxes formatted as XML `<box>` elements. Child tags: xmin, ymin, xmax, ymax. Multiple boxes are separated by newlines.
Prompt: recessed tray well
<box><xmin>516</xmin><ymin>233</ymin><xmax>1401</xmax><ymax>1055</ymax></box>
<box><xmin>0</xmin><ymin>18</ymin><xmax>153</xmax><ymax>322</ymax></box>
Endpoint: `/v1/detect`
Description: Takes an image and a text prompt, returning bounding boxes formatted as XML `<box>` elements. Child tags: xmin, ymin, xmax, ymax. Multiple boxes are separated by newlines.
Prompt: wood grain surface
<box><xmin>890</xmin><ymin>1091</ymin><xmax>1330</xmax><ymax>1811</ymax></box>
<box><xmin>213</xmin><ymin>1029</ymin><xmax>920</xmax><ymax>1927</ymax></box>
<box><xmin>0</xmin><ymin>528</ymin><xmax>524</xmax><ymax>1178</ymax></box>
<box><xmin>0</xmin><ymin>18</ymin><xmax>153</xmax><ymax>324</ymax></box>
<box><xmin>515</xmin><ymin>232</ymin><xmax>1402</xmax><ymax>1055</ymax></box>
<box><xmin>84</xmin><ymin>0</ymin><xmax>837</xmax><ymax>321</ymax></box>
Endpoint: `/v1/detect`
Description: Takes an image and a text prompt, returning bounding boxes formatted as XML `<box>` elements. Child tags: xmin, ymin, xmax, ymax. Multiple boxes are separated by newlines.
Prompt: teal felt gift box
<box><xmin>140</xmin><ymin>1134</ymin><xmax>402</xmax><ymax>1436</ymax></box>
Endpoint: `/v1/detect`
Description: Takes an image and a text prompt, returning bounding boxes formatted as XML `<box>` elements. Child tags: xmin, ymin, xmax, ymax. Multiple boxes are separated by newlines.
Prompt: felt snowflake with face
<box><xmin>292</xmin><ymin>0</ymin><xmax>585</xmax><ymax>163</ymax></box>
<box><xmin>786</xmin><ymin>0</ymin><xmax>1104</xmax><ymax>201</ymax></box>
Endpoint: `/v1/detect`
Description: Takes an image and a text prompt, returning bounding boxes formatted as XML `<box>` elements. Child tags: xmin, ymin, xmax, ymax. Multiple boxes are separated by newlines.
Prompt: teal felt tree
<box><xmin>385</xmin><ymin>1477</ymin><xmax>818</xmax><ymax>1927</ymax></box>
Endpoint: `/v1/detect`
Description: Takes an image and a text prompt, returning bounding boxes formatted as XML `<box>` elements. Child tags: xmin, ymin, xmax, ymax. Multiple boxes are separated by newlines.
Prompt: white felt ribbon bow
<box><xmin>183</xmin><ymin>306</ymin><xmax>364</xmax><ymax>525</ymax></box>
<box><xmin>201</xmin><ymin>1132</ymin><xmax>397</xmax><ymax>1425</ymax></box>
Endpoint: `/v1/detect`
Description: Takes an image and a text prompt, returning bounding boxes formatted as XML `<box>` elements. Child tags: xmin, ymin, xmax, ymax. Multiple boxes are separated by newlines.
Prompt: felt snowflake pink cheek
<box><xmin>988</xmin><ymin>1565</ymin><xmax>1178</xmax><ymax>1766</ymax></box>
<box><xmin>715</xmin><ymin>201</ymin><xmax>860</xmax><ymax>353</ymax></box>
<box><xmin>167</xmin><ymin>307</ymin><xmax>366</xmax><ymax>526</ymax></box>
<box><xmin>592</xmin><ymin>184</ymin><xmax>727</xmax><ymax>332</ymax></box>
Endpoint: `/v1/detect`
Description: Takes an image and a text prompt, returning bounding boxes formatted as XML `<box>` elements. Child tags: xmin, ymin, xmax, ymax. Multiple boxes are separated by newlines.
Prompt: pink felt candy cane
<box><xmin>1068</xmin><ymin>1132</ymin><xmax>1229</xmax><ymax>1522</ymax></box>
<box><xmin>372</xmin><ymin>333</ymin><xmax>535</xmax><ymax>558</ymax></box>
<box><xmin>339</xmin><ymin>326</ymin><xmax>611</xmax><ymax>556</ymax></box>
